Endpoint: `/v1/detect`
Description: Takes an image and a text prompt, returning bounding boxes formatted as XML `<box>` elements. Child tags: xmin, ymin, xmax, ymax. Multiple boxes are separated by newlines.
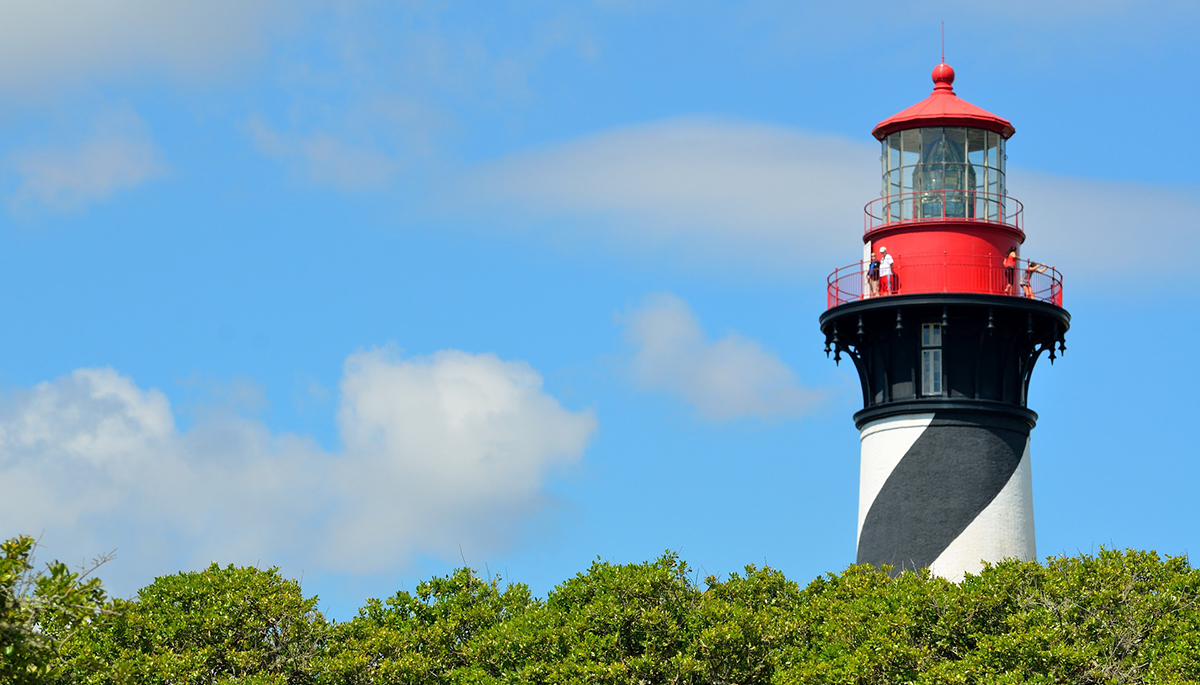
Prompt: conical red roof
<box><xmin>872</xmin><ymin>63</ymin><xmax>1015</xmax><ymax>140</ymax></box>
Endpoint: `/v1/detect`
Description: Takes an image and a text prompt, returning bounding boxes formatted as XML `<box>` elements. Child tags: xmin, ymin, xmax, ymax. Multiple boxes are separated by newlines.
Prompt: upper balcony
<box><xmin>827</xmin><ymin>255</ymin><xmax>1062</xmax><ymax>309</ymax></box>
<box><xmin>864</xmin><ymin>189</ymin><xmax>1023</xmax><ymax>237</ymax></box>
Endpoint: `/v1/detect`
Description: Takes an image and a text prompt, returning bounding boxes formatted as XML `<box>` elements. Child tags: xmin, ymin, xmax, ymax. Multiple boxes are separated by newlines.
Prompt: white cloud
<box><xmin>623</xmin><ymin>293</ymin><xmax>821</xmax><ymax>420</ymax></box>
<box><xmin>7</xmin><ymin>107</ymin><xmax>166</xmax><ymax>212</ymax></box>
<box><xmin>1010</xmin><ymin>170</ymin><xmax>1200</xmax><ymax>285</ymax></box>
<box><xmin>0</xmin><ymin>349</ymin><xmax>595</xmax><ymax>587</ymax></box>
<box><xmin>468</xmin><ymin>118</ymin><xmax>877</xmax><ymax>269</ymax></box>
<box><xmin>467</xmin><ymin>117</ymin><xmax>1199</xmax><ymax>282</ymax></box>
<box><xmin>0</xmin><ymin>0</ymin><xmax>295</xmax><ymax>94</ymax></box>
<box><xmin>326</xmin><ymin>349</ymin><xmax>597</xmax><ymax>571</ymax></box>
<box><xmin>0</xmin><ymin>369</ymin><xmax>177</xmax><ymax>539</ymax></box>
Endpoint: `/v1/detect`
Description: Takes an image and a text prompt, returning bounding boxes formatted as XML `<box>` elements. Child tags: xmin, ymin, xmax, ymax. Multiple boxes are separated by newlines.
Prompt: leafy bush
<box><xmin>10</xmin><ymin>534</ymin><xmax>1197</xmax><ymax>684</ymax></box>
<box><xmin>59</xmin><ymin>563</ymin><xmax>327</xmax><ymax>685</ymax></box>
<box><xmin>0</xmin><ymin>535</ymin><xmax>109</xmax><ymax>684</ymax></box>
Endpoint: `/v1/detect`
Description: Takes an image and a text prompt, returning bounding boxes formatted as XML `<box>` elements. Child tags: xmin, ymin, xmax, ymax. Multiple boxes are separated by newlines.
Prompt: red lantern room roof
<box><xmin>872</xmin><ymin>63</ymin><xmax>1015</xmax><ymax>140</ymax></box>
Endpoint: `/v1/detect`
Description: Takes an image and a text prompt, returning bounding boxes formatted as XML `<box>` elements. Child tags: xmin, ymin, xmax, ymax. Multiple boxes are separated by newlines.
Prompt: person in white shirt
<box><xmin>879</xmin><ymin>246</ymin><xmax>895</xmax><ymax>294</ymax></box>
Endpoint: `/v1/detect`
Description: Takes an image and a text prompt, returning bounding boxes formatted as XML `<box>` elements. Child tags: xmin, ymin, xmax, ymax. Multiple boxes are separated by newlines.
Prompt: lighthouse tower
<box><xmin>819</xmin><ymin>63</ymin><xmax>1069</xmax><ymax>580</ymax></box>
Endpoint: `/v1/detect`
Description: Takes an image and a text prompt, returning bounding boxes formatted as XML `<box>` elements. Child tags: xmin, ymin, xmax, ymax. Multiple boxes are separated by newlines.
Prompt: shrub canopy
<box><xmin>8</xmin><ymin>538</ymin><xmax>1196</xmax><ymax>684</ymax></box>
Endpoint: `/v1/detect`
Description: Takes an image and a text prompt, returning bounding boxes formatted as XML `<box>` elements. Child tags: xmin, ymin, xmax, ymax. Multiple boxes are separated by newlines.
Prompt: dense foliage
<box><xmin>5</xmin><ymin>536</ymin><xmax>1200</xmax><ymax>684</ymax></box>
<box><xmin>58</xmin><ymin>563</ymin><xmax>327</xmax><ymax>685</ymax></box>
<box><xmin>0</xmin><ymin>535</ymin><xmax>109</xmax><ymax>684</ymax></box>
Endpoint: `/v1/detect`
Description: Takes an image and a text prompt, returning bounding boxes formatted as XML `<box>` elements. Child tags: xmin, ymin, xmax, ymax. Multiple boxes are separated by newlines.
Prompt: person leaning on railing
<box><xmin>1021</xmin><ymin>261</ymin><xmax>1050</xmax><ymax>299</ymax></box>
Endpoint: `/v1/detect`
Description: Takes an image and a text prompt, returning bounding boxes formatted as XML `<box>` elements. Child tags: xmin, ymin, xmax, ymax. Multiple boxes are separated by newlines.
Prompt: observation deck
<box><xmin>827</xmin><ymin>256</ymin><xmax>1063</xmax><ymax>309</ymax></box>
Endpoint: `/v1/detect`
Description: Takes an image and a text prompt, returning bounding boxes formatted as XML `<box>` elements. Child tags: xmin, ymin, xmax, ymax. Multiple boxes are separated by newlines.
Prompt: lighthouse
<box><xmin>819</xmin><ymin>63</ymin><xmax>1069</xmax><ymax>580</ymax></box>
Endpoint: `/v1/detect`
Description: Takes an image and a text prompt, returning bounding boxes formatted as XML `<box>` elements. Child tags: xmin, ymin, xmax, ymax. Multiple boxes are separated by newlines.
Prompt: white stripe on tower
<box><xmin>857</xmin><ymin>414</ymin><xmax>936</xmax><ymax>547</ymax></box>
<box><xmin>929</xmin><ymin>437</ymin><xmax>1035</xmax><ymax>581</ymax></box>
<box><xmin>856</xmin><ymin>411</ymin><xmax>1034</xmax><ymax>578</ymax></box>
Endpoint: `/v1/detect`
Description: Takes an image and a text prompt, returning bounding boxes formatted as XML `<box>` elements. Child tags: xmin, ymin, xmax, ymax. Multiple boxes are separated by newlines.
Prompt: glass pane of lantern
<box><xmin>946</xmin><ymin>128</ymin><xmax>971</xmax><ymax>217</ymax></box>
<box><xmin>966</xmin><ymin>129</ymin><xmax>986</xmax><ymax>166</ymax></box>
<box><xmin>900</xmin><ymin>129</ymin><xmax>920</xmax><ymax>171</ymax></box>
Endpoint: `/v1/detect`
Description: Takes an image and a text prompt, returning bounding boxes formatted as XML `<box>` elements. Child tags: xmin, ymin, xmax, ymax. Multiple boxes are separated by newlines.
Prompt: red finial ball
<box><xmin>932</xmin><ymin>62</ymin><xmax>955</xmax><ymax>87</ymax></box>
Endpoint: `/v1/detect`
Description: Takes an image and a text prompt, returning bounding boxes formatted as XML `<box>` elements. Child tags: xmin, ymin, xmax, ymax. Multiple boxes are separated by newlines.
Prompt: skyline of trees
<box><xmin>4</xmin><ymin>537</ymin><xmax>1199</xmax><ymax>684</ymax></box>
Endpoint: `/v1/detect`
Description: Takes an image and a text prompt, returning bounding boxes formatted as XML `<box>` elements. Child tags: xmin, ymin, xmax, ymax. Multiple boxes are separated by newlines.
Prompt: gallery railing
<box><xmin>827</xmin><ymin>255</ymin><xmax>1063</xmax><ymax>309</ymax></box>
<box><xmin>864</xmin><ymin>190</ymin><xmax>1024</xmax><ymax>235</ymax></box>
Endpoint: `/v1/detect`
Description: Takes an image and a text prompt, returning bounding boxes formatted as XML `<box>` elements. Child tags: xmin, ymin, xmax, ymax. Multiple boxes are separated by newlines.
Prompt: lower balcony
<box><xmin>827</xmin><ymin>255</ymin><xmax>1063</xmax><ymax>309</ymax></box>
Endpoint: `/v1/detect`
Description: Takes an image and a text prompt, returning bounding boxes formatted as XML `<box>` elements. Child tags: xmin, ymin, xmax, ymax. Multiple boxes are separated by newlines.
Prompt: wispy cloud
<box><xmin>0</xmin><ymin>349</ymin><xmax>596</xmax><ymax>588</ymax></box>
<box><xmin>7</xmin><ymin>107</ymin><xmax>166</xmax><ymax>213</ymax></box>
<box><xmin>0</xmin><ymin>0</ymin><xmax>295</xmax><ymax>94</ymax></box>
<box><xmin>622</xmin><ymin>293</ymin><xmax>821</xmax><ymax>420</ymax></box>
<box><xmin>245</xmin><ymin>116</ymin><xmax>400</xmax><ymax>192</ymax></box>
<box><xmin>739</xmin><ymin>1</ymin><xmax>1199</xmax><ymax>64</ymax></box>
<box><xmin>1010</xmin><ymin>171</ymin><xmax>1200</xmax><ymax>283</ymax></box>
<box><xmin>465</xmin><ymin>117</ymin><xmax>1198</xmax><ymax>282</ymax></box>
<box><xmin>240</xmin><ymin>4</ymin><xmax>598</xmax><ymax>191</ymax></box>
<box><xmin>468</xmin><ymin>118</ymin><xmax>876</xmax><ymax>269</ymax></box>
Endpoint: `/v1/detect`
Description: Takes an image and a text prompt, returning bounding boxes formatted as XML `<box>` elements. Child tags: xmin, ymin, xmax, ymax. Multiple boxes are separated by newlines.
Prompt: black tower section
<box><xmin>819</xmin><ymin>293</ymin><xmax>1069</xmax><ymax>430</ymax></box>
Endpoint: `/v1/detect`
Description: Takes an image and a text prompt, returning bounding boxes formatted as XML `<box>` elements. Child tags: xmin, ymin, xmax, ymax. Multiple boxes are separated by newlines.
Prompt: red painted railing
<box><xmin>864</xmin><ymin>190</ymin><xmax>1023</xmax><ymax>235</ymax></box>
<box><xmin>827</xmin><ymin>256</ymin><xmax>1063</xmax><ymax>309</ymax></box>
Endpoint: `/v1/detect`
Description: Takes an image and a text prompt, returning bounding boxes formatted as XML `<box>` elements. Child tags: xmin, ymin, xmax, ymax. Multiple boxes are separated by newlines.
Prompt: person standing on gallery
<box><xmin>1003</xmin><ymin>247</ymin><xmax>1018</xmax><ymax>295</ymax></box>
<box><xmin>879</xmin><ymin>246</ymin><xmax>895</xmax><ymax>294</ymax></box>
<box><xmin>1022</xmin><ymin>261</ymin><xmax>1049</xmax><ymax>298</ymax></box>
<box><xmin>867</xmin><ymin>251</ymin><xmax>881</xmax><ymax>297</ymax></box>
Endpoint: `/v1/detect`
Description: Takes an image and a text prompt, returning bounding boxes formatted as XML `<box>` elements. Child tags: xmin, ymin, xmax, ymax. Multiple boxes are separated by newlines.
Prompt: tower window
<box><xmin>921</xmin><ymin>324</ymin><xmax>943</xmax><ymax>396</ymax></box>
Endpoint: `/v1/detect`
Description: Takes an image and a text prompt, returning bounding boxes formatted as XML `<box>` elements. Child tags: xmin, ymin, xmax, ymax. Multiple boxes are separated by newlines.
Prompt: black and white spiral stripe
<box><xmin>856</xmin><ymin>411</ymin><xmax>1036</xmax><ymax>580</ymax></box>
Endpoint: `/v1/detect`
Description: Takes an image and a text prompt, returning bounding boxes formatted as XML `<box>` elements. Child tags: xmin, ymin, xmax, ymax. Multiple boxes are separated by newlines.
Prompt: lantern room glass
<box><xmin>881</xmin><ymin>127</ymin><xmax>1005</xmax><ymax>223</ymax></box>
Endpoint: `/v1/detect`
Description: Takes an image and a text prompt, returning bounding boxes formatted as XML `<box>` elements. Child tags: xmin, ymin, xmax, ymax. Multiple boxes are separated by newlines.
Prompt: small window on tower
<box><xmin>921</xmin><ymin>324</ymin><xmax>943</xmax><ymax>396</ymax></box>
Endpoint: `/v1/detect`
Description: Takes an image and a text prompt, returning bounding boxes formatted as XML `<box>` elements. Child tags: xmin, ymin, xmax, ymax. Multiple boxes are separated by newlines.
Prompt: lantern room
<box><xmin>826</xmin><ymin>63</ymin><xmax>1062</xmax><ymax>308</ymax></box>
<box><xmin>870</xmin><ymin>63</ymin><xmax>1014</xmax><ymax>229</ymax></box>
<box><xmin>878</xmin><ymin>127</ymin><xmax>1005</xmax><ymax>222</ymax></box>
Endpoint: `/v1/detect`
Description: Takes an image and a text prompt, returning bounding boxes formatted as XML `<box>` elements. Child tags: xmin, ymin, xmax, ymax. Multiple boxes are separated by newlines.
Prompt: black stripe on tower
<box><xmin>857</xmin><ymin>411</ymin><xmax>1030</xmax><ymax>573</ymax></box>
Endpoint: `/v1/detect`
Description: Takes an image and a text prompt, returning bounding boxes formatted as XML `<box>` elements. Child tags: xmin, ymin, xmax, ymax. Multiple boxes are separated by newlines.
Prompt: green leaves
<box><xmin>59</xmin><ymin>562</ymin><xmax>327</xmax><ymax>685</ymax></box>
<box><xmin>0</xmin><ymin>535</ymin><xmax>109</xmax><ymax>684</ymax></box>
<box><xmin>774</xmin><ymin>552</ymin><xmax>1200</xmax><ymax>684</ymax></box>
<box><xmin>320</xmin><ymin>567</ymin><xmax>535</xmax><ymax>685</ymax></box>
<box><xmin>10</xmin><ymin>535</ymin><xmax>1200</xmax><ymax>684</ymax></box>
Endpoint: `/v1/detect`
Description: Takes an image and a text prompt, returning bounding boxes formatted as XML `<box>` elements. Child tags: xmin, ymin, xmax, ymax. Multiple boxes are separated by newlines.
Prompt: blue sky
<box><xmin>1</xmin><ymin>1</ymin><xmax>1197</xmax><ymax>619</ymax></box>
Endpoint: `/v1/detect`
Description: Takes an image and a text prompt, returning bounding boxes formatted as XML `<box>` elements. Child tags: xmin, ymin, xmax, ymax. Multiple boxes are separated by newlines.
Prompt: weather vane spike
<box><xmin>941</xmin><ymin>21</ymin><xmax>945</xmax><ymax>63</ymax></box>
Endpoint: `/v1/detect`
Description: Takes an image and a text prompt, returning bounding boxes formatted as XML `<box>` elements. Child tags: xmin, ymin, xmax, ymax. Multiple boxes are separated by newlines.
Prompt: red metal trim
<box><xmin>863</xmin><ymin>190</ymin><xmax>1023</xmax><ymax>236</ymax></box>
<box><xmin>871</xmin><ymin>63</ymin><xmax>1015</xmax><ymax>140</ymax></box>
<box><xmin>826</xmin><ymin>257</ymin><xmax>1063</xmax><ymax>309</ymax></box>
<box><xmin>873</xmin><ymin>115</ymin><xmax>1014</xmax><ymax>141</ymax></box>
